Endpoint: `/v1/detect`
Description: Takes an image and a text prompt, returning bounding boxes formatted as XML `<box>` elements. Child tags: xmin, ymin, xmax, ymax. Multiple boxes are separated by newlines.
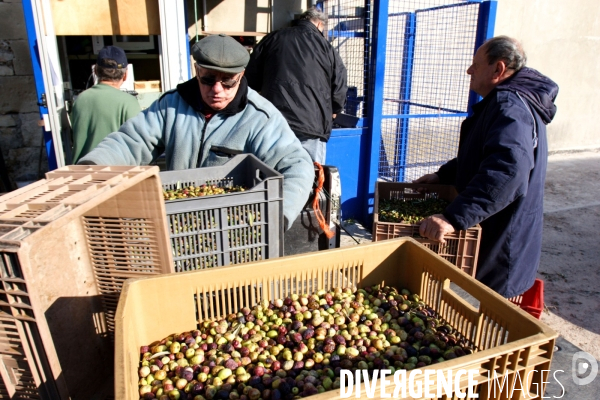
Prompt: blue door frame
<box><xmin>328</xmin><ymin>0</ymin><xmax>497</xmax><ymax>225</ymax></box>
<box><xmin>22</xmin><ymin>0</ymin><xmax>59</xmax><ymax>171</ymax></box>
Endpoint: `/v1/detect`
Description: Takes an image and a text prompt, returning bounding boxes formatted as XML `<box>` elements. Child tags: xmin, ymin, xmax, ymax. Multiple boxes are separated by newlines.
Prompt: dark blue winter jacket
<box><xmin>436</xmin><ymin>67</ymin><xmax>559</xmax><ymax>297</ymax></box>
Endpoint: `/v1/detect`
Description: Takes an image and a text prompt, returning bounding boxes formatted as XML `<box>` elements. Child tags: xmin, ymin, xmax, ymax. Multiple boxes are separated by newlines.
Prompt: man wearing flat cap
<box><xmin>71</xmin><ymin>45</ymin><xmax>141</xmax><ymax>163</ymax></box>
<box><xmin>79</xmin><ymin>34</ymin><xmax>314</xmax><ymax>230</ymax></box>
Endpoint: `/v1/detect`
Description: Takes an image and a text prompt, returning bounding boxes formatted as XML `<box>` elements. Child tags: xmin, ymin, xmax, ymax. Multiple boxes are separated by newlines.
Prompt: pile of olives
<box><xmin>378</xmin><ymin>198</ymin><xmax>449</xmax><ymax>224</ymax></box>
<box><xmin>137</xmin><ymin>285</ymin><xmax>473</xmax><ymax>399</ymax></box>
<box><xmin>164</xmin><ymin>185</ymin><xmax>246</xmax><ymax>201</ymax></box>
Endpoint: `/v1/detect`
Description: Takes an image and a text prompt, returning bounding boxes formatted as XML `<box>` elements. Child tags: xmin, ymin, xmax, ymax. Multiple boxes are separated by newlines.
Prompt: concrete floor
<box><xmin>338</xmin><ymin>150</ymin><xmax>600</xmax><ymax>391</ymax></box>
<box><xmin>538</xmin><ymin>151</ymin><xmax>600</xmax><ymax>358</ymax></box>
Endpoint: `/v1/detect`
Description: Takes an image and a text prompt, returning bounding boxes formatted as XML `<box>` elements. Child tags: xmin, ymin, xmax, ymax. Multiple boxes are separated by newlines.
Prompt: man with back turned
<box><xmin>245</xmin><ymin>7</ymin><xmax>348</xmax><ymax>164</ymax></box>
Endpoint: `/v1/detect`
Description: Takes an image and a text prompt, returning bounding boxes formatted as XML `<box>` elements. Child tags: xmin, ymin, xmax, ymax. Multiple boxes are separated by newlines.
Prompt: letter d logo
<box><xmin>572</xmin><ymin>351</ymin><xmax>598</xmax><ymax>386</ymax></box>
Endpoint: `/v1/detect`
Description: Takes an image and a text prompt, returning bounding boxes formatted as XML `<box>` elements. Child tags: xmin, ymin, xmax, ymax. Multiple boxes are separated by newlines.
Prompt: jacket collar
<box><xmin>474</xmin><ymin>67</ymin><xmax>558</xmax><ymax>124</ymax></box>
<box><xmin>295</xmin><ymin>19</ymin><xmax>324</xmax><ymax>36</ymax></box>
<box><xmin>495</xmin><ymin>67</ymin><xmax>558</xmax><ymax>124</ymax></box>
<box><xmin>176</xmin><ymin>76</ymin><xmax>248</xmax><ymax>116</ymax></box>
<box><xmin>471</xmin><ymin>93</ymin><xmax>492</xmax><ymax>114</ymax></box>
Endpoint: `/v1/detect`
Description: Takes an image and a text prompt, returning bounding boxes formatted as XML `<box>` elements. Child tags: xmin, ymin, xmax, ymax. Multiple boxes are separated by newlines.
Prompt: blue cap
<box><xmin>97</xmin><ymin>46</ymin><xmax>128</xmax><ymax>69</ymax></box>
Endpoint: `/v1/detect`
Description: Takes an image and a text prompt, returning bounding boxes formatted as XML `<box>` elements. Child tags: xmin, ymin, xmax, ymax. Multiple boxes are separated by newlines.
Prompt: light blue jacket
<box><xmin>79</xmin><ymin>87</ymin><xmax>314</xmax><ymax>229</ymax></box>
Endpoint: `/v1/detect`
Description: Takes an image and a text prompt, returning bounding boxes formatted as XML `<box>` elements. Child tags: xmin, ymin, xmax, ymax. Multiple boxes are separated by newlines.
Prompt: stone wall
<box><xmin>0</xmin><ymin>0</ymin><xmax>48</xmax><ymax>189</ymax></box>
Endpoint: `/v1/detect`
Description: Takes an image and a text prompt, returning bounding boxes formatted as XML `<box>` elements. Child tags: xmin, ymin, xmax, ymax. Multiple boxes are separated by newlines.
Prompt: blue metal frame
<box><xmin>468</xmin><ymin>0</ymin><xmax>497</xmax><ymax>110</ymax></box>
<box><xmin>327</xmin><ymin>127</ymin><xmax>369</xmax><ymax>220</ymax></box>
<box><xmin>21</xmin><ymin>0</ymin><xmax>58</xmax><ymax>170</ymax></box>
<box><xmin>362</xmin><ymin>0</ymin><xmax>372</xmax><ymax>118</ymax></box>
<box><xmin>395</xmin><ymin>12</ymin><xmax>416</xmax><ymax>182</ymax></box>
<box><xmin>327</xmin><ymin>31</ymin><xmax>364</xmax><ymax>38</ymax></box>
<box><xmin>328</xmin><ymin>0</ymin><xmax>497</xmax><ymax>225</ymax></box>
<box><xmin>383</xmin><ymin>113</ymin><xmax>469</xmax><ymax>120</ymax></box>
<box><xmin>182</xmin><ymin>0</ymin><xmax>192</xmax><ymax>80</ymax></box>
<box><xmin>362</xmin><ymin>0</ymin><xmax>390</xmax><ymax>224</ymax></box>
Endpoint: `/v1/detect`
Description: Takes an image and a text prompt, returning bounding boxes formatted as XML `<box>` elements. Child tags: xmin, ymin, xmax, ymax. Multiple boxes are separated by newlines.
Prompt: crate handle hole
<box><xmin>446</xmin><ymin>281</ymin><xmax>481</xmax><ymax>311</ymax></box>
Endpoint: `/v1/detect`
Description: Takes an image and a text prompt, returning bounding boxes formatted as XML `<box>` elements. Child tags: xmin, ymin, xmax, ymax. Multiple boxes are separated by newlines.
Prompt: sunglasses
<box><xmin>197</xmin><ymin>74</ymin><xmax>240</xmax><ymax>89</ymax></box>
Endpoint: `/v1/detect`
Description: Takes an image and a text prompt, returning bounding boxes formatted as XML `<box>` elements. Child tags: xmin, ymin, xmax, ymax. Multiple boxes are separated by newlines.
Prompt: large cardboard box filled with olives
<box><xmin>373</xmin><ymin>182</ymin><xmax>482</xmax><ymax>277</ymax></box>
<box><xmin>115</xmin><ymin>238</ymin><xmax>557</xmax><ymax>400</ymax></box>
<box><xmin>160</xmin><ymin>154</ymin><xmax>284</xmax><ymax>272</ymax></box>
<box><xmin>0</xmin><ymin>166</ymin><xmax>173</xmax><ymax>399</ymax></box>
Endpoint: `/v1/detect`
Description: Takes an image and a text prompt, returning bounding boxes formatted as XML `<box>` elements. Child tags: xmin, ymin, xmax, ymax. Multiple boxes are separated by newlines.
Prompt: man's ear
<box><xmin>491</xmin><ymin>60</ymin><xmax>508</xmax><ymax>82</ymax></box>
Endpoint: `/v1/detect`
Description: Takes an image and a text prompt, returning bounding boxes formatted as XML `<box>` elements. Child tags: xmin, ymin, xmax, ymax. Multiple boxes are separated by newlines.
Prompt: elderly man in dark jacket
<box><xmin>416</xmin><ymin>36</ymin><xmax>559</xmax><ymax>298</ymax></box>
<box><xmin>245</xmin><ymin>7</ymin><xmax>348</xmax><ymax>164</ymax></box>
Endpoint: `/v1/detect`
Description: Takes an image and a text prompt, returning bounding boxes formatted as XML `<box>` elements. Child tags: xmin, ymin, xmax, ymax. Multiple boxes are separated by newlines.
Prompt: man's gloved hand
<box><xmin>419</xmin><ymin>213</ymin><xmax>455</xmax><ymax>244</ymax></box>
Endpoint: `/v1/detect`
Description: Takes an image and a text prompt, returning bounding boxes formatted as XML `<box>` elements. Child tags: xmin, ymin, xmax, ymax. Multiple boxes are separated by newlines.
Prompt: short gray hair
<box><xmin>483</xmin><ymin>36</ymin><xmax>527</xmax><ymax>71</ymax></box>
<box><xmin>96</xmin><ymin>59</ymin><xmax>127</xmax><ymax>82</ymax></box>
<box><xmin>300</xmin><ymin>7</ymin><xmax>327</xmax><ymax>25</ymax></box>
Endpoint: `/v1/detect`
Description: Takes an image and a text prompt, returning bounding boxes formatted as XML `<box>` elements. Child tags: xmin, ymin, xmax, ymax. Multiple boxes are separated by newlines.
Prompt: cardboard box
<box><xmin>134</xmin><ymin>80</ymin><xmax>161</xmax><ymax>93</ymax></box>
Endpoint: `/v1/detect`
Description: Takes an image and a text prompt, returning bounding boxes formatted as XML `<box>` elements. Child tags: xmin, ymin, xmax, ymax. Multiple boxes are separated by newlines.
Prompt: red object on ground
<box><xmin>509</xmin><ymin>279</ymin><xmax>544</xmax><ymax>319</ymax></box>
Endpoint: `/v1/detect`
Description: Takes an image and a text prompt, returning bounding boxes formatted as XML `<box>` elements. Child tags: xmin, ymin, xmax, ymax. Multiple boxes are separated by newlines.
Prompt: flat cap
<box><xmin>192</xmin><ymin>34</ymin><xmax>250</xmax><ymax>74</ymax></box>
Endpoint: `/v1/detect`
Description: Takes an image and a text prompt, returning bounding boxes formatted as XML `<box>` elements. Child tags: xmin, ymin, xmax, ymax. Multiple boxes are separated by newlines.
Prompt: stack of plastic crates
<box><xmin>0</xmin><ymin>165</ymin><xmax>173</xmax><ymax>399</ymax></box>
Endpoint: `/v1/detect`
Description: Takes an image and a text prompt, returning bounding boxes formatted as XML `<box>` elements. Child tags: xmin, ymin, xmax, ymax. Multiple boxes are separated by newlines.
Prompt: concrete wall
<box><xmin>0</xmin><ymin>0</ymin><xmax>48</xmax><ymax>188</ymax></box>
<box><xmin>494</xmin><ymin>0</ymin><xmax>600</xmax><ymax>152</ymax></box>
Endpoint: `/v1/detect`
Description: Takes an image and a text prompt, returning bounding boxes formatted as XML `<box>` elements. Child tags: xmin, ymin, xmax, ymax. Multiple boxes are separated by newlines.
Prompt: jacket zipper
<box><xmin>196</xmin><ymin>119</ymin><xmax>209</xmax><ymax>168</ymax></box>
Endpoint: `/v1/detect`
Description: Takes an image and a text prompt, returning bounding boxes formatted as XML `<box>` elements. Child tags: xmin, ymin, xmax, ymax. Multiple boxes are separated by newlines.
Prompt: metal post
<box><xmin>158</xmin><ymin>0</ymin><xmax>191</xmax><ymax>91</ymax></box>
<box><xmin>22</xmin><ymin>0</ymin><xmax>59</xmax><ymax>170</ymax></box>
<box><xmin>363</xmin><ymin>0</ymin><xmax>389</xmax><ymax>224</ymax></box>
<box><xmin>468</xmin><ymin>0</ymin><xmax>498</xmax><ymax>111</ymax></box>
<box><xmin>395</xmin><ymin>12</ymin><xmax>416</xmax><ymax>182</ymax></box>
<box><xmin>0</xmin><ymin>147</ymin><xmax>13</xmax><ymax>192</ymax></box>
<box><xmin>361</xmin><ymin>0</ymin><xmax>371</xmax><ymax>118</ymax></box>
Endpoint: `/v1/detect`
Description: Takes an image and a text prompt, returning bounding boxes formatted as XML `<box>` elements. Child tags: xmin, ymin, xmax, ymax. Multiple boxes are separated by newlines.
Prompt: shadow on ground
<box><xmin>539</xmin><ymin>152</ymin><xmax>600</xmax><ymax>359</ymax></box>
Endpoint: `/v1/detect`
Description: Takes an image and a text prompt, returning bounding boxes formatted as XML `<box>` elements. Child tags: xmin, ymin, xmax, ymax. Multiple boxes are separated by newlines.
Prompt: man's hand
<box><xmin>412</xmin><ymin>173</ymin><xmax>440</xmax><ymax>193</ymax></box>
<box><xmin>413</xmin><ymin>173</ymin><xmax>440</xmax><ymax>184</ymax></box>
<box><xmin>419</xmin><ymin>214</ymin><xmax>455</xmax><ymax>243</ymax></box>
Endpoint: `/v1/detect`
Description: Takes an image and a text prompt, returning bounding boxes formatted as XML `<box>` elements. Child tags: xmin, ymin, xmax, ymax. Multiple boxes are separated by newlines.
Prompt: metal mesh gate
<box><xmin>322</xmin><ymin>0</ymin><xmax>494</xmax><ymax>221</ymax></box>
<box><xmin>320</xmin><ymin>0</ymin><xmax>489</xmax><ymax>186</ymax></box>
<box><xmin>325</xmin><ymin>0</ymin><xmax>372</xmax><ymax>119</ymax></box>
<box><xmin>380</xmin><ymin>1</ymin><xmax>480</xmax><ymax>182</ymax></box>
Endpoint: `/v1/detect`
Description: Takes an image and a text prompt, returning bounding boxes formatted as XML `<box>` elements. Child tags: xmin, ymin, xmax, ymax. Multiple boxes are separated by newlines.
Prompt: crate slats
<box><xmin>373</xmin><ymin>182</ymin><xmax>482</xmax><ymax>277</ymax></box>
<box><xmin>160</xmin><ymin>154</ymin><xmax>283</xmax><ymax>272</ymax></box>
<box><xmin>115</xmin><ymin>238</ymin><xmax>557</xmax><ymax>400</ymax></box>
<box><xmin>0</xmin><ymin>165</ymin><xmax>174</xmax><ymax>399</ymax></box>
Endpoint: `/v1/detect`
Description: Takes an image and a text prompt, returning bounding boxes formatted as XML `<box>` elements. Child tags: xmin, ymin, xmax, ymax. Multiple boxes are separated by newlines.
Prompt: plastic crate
<box><xmin>373</xmin><ymin>182</ymin><xmax>482</xmax><ymax>277</ymax></box>
<box><xmin>160</xmin><ymin>154</ymin><xmax>283</xmax><ymax>272</ymax></box>
<box><xmin>509</xmin><ymin>279</ymin><xmax>545</xmax><ymax>319</ymax></box>
<box><xmin>0</xmin><ymin>165</ymin><xmax>173</xmax><ymax>399</ymax></box>
<box><xmin>115</xmin><ymin>237</ymin><xmax>557</xmax><ymax>399</ymax></box>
